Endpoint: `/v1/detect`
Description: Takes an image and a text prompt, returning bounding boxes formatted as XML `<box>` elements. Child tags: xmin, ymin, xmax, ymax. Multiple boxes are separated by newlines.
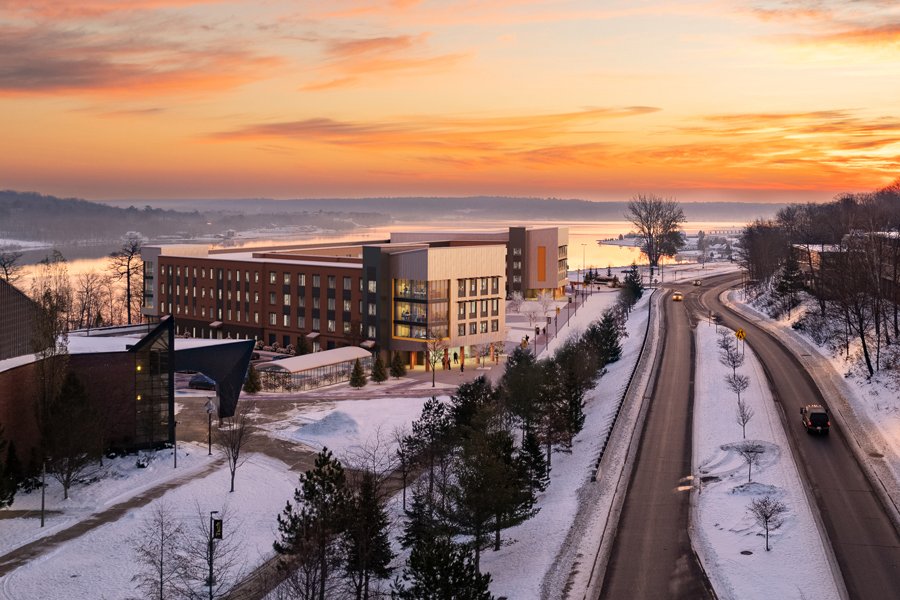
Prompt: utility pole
<box><xmin>206</xmin><ymin>397</ymin><xmax>216</xmax><ymax>456</ymax></box>
<box><xmin>209</xmin><ymin>510</ymin><xmax>219</xmax><ymax>600</ymax></box>
<box><xmin>40</xmin><ymin>459</ymin><xmax>46</xmax><ymax>528</ymax></box>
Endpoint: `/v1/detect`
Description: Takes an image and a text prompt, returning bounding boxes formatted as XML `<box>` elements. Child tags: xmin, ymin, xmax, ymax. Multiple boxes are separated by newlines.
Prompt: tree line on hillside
<box><xmin>266</xmin><ymin>275</ymin><xmax>643</xmax><ymax>599</ymax></box>
<box><xmin>739</xmin><ymin>180</ymin><xmax>900</xmax><ymax>377</ymax></box>
<box><xmin>0</xmin><ymin>190</ymin><xmax>389</xmax><ymax>244</ymax></box>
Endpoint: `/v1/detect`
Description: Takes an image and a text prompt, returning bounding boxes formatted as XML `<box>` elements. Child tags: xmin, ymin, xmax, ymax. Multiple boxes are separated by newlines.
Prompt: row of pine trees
<box><xmin>270</xmin><ymin>274</ymin><xmax>643</xmax><ymax>599</ymax></box>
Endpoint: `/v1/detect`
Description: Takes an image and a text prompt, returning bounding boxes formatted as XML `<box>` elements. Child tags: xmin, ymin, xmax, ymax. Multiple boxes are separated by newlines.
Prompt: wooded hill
<box><xmin>0</xmin><ymin>190</ymin><xmax>390</xmax><ymax>243</ymax></box>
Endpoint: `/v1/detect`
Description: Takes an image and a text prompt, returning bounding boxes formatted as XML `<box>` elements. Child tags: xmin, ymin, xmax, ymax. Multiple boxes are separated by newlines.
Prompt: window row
<box><xmin>456</xmin><ymin>298</ymin><xmax>501</xmax><ymax>319</ymax></box>
<box><xmin>456</xmin><ymin>320</ymin><xmax>500</xmax><ymax>336</ymax></box>
<box><xmin>457</xmin><ymin>277</ymin><xmax>501</xmax><ymax>298</ymax></box>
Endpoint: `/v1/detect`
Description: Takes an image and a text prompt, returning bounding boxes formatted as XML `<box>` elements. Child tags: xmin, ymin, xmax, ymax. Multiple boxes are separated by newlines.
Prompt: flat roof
<box><xmin>256</xmin><ymin>346</ymin><xmax>371</xmax><ymax>373</ymax></box>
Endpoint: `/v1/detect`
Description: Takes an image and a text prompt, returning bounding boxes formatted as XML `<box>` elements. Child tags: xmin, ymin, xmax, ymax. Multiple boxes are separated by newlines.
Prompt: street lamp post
<box><xmin>205</xmin><ymin>397</ymin><xmax>216</xmax><ymax>456</ymax></box>
<box><xmin>173</xmin><ymin>420</ymin><xmax>177</xmax><ymax>469</ymax></box>
<box><xmin>209</xmin><ymin>510</ymin><xmax>219</xmax><ymax>600</ymax></box>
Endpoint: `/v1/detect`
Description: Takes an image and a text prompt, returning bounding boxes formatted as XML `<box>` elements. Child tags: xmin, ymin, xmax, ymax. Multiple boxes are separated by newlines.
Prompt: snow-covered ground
<box><xmin>255</xmin><ymin>395</ymin><xmax>448</xmax><ymax>462</ymax></box>
<box><xmin>484</xmin><ymin>293</ymin><xmax>652</xmax><ymax>599</ymax></box>
<box><xmin>0</xmin><ymin>453</ymin><xmax>297</xmax><ymax>600</ymax></box>
<box><xmin>0</xmin><ymin>443</ymin><xmax>216</xmax><ymax>557</ymax></box>
<box><xmin>693</xmin><ymin>323</ymin><xmax>841</xmax><ymax>600</ymax></box>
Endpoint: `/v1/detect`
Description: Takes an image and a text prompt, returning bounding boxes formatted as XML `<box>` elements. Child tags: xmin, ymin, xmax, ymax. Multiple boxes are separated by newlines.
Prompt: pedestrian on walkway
<box><xmin>460</xmin><ymin>361</ymin><xmax>464</xmax><ymax>373</ymax></box>
<box><xmin>453</xmin><ymin>351</ymin><xmax>458</xmax><ymax>364</ymax></box>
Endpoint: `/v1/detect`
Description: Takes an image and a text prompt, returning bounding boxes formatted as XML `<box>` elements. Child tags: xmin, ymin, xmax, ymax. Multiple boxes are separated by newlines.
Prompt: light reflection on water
<box><xmin>20</xmin><ymin>219</ymin><xmax>743</xmax><ymax>281</ymax></box>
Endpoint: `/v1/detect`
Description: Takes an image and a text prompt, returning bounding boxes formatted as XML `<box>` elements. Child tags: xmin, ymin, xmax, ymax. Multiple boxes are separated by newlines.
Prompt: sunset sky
<box><xmin>2</xmin><ymin>0</ymin><xmax>900</xmax><ymax>202</ymax></box>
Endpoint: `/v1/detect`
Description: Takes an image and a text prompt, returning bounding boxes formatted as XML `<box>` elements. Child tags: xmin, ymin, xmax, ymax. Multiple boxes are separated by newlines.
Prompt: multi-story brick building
<box><xmin>141</xmin><ymin>227</ymin><xmax>567</xmax><ymax>366</ymax></box>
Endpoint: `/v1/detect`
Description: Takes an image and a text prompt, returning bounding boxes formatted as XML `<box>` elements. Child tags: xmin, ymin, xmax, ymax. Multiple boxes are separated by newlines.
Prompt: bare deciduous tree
<box><xmin>109</xmin><ymin>233</ymin><xmax>143</xmax><ymax>325</ymax></box>
<box><xmin>537</xmin><ymin>291</ymin><xmax>555</xmax><ymax>317</ymax></box>
<box><xmin>130</xmin><ymin>500</ymin><xmax>184</xmax><ymax>600</ymax></box>
<box><xmin>0</xmin><ymin>250</ymin><xmax>23</xmax><ymax>284</ymax></box>
<box><xmin>216</xmin><ymin>401</ymin><xmax>252</xmax><ymax>493</ymax></box>
<box><xmin>508</xmin><ymin>291</ymin><xmax>524</xmax><ymax>314</ymax></box>
<box><xmin>424</xmin><ymin>329</ymin><xmax>449</xmax><ymax>388</ymax></box>
<box><xmin>736</xmin><ymin>442</ymin><xmax>764</xmax><ymax>483</ymax></box>
<box><xmin>72</xmin><ymin>271</ymin><xmax>104</xmax><ymax>330</ymax></box>
<box><xmin>747</xmin><ymin>495</ymin><xmax>788</xmax><ymax>551</ymax></box>
<box><xmin>175</xmin><ymin>505</ymin><xmax>245</xmax><ymax>599</ymax></box>
<box><xmin>736</xmin><ymin>398</ymin><xmax>754</xmax><ymax>439</ymax></box>
<box><xmin>626</xmin><ymin>193</ymin><xmax>686</xmax><ymax>277</ymax></box>
<box><xmin>726</xmin><ymin>373</ymin><xmax>750</xmax><ymax>404</ymax></box>
<box><xmin>523</xmin><ymin>306</ymin><xmax>542</xmax><ymax>330</ymax></box>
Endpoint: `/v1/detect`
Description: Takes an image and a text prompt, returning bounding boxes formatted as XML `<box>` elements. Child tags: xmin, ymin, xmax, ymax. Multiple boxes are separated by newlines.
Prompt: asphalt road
<box><xmin>700</xmin><ymin>274</ymin><xmax>900</xmax><ymax>599</ymax></box>
<box><xmin>599</xmin><ymin>286</ymin><xmax>713</xmax><ymax>600</ymax></box>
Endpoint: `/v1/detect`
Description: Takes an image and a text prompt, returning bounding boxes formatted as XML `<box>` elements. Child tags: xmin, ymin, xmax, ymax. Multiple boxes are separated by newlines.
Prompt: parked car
<box><xmin>188</xmin><ymin>373</ymin><xmax>217</xmax><ymax>391</ymax></box>
<box><xmin>672</xmin><ymin>291</ymin><xmax>684</xmax><ymax>301</ymax></box>
<box><xmin>800</xmin><ymin>404</ymin><xmax>830</xmax><ymax>434</ymax></box>
<box><xmin>693</xmin><ymin>279</ymin><xmax>702</xmax><ymax>286</ymax></box>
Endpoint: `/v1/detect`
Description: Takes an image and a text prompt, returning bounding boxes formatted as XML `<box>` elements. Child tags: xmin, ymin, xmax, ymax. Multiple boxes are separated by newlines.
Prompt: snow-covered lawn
<box><xmin>0</xmin><ymin>453</ymin><xmax>297</xmax><ymax>600</ymax></box>
<box><xmin>255</xmin><ymin>395</ymin><xmax>449</xmax><ymax>461</ymax></box>
<box><xmin>693</xmin><ymin>323</ymin><xmax>841</xmax><ymax>600</ymax></box>
<box><xmin>0</xmin><ymin>443</ymin><xmax>216</xmax><ymax>557</ymax></box>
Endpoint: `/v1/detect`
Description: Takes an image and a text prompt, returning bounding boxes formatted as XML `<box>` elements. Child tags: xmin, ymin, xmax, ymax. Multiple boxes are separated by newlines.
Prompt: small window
<box><xmin>368</xmin><ymin>280</ymin><xmax>377</xmax><ymax>293</ymax></box>
<box><xmin>269</xmin><ymin>272</ymin><xmax>276</xmax><ymax>284</ymax></box>
<box><xmin>284</xmin><ymin>273</ymin><xmax>291</xmax><ymax>285</ymax></box>
<box><xmin>480</xmin><ymin>321</ymin><xmax>488</xmax><ymax>333</ymax></box>
<box><xmin>343</xmin><ymin>276</ymin><xmax>352</xmax><ymax>290</ymax></box>
<box><xmin>327</xmin><ymin>319</ymin><xmax>336</xmax><ymax>333</ymax></box>
<box><xmin>368</xmin><ymin>302</ymin><xmax>377</xmax><ymax>316</ymax></box>
<box><xmin>283</xmin><ymin>293</ymin><xmax>291</xmax><ymax>306</ymax></box>
<box><xmin>313</xmin><ymin>297</ymin><xmax>320</xmax><ymax>309</ymax></box>
<box><xmin>269</xmin><ymin>292</ymin><xmax>276</xmax><ymax>304</ymax></box>
<box><xmin>313</xmin><ymin>274</ymin><xmax>321</xmax><ymax>288</ymax></box>
<box><xmin>254</xmin><ymin>312</ymin><xmax>259</xmax><ymax>323</ymax></box>
<box><xmin>299</xmin><ymin>273</ymin><xmax>306</xmax><ymax>286</ymax></box>
<box><xmin>491</xmin><ymin>319</ymin><xmax>499</xmax><ymax>332</ymax></box>
<box><xmin>283</xmin><ymin>314</ymin><xmax>290</xmax><ymax>327</ymax></box>
<box><xmin>469</xmin><ymin>322</ymin><xmax>477</xmax><ymax>334</ymax></box>
<box><xmin>328</xmin><ymin>276</ymin><xmax>336</xmax><ymax>289</ymax></box>
<box><xmin>327</xmin><ymin>298</ymin><xmax>335</xmax><ymax>310</ymax></box>
<box><xmin>458</xmin><ymin>324</ymin><xmax>465</xmax><ymax>336</ymax></box>
<box><xmin>367</xmin><ymin>325</ymin><xmax>376</xmax><ymax>338</ymax></box>
<box><xmin>343</xmin><ymin>299</ymin><xmax>351</xmax><ymax>312</ymax></box>
<box><xmin>269</xmin><ymin>312</ymin><xmax>276</xmax><ymax>325</ymax></box>
<box><xmin>313</xmin><ymin>317</ymin><xmax>320</xmax><ymax>331</ymax></box>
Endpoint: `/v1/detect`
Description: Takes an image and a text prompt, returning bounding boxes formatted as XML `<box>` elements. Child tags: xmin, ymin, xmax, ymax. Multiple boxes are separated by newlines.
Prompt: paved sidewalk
<box><xmin>0</xmin><ymin>457</ymin><xmax>225</xmax><ymax>577</ymax></box>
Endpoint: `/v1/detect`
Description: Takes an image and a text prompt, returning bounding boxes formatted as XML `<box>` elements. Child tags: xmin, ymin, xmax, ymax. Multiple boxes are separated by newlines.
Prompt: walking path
<box><xmin>0</xmin><ymin>457</ymin><xmax>226</xmax><ymax>577</ymax></box>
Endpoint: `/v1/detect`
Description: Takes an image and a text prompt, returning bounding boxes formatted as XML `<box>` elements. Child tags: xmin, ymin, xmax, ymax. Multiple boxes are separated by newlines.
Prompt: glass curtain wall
<box><xmin>259</xmin><ymin>355</ymin><xmax>374</xmax><ymax>391</ymax></box>
<box><xmin>134</xmin><ymin>328</ymin><xmax>170</xmax><ymax>448</ymax></box>
<box><xmin>393</xmin><ymin>279</ymin><xmax>448</xmax><ymax>339</ymax></box>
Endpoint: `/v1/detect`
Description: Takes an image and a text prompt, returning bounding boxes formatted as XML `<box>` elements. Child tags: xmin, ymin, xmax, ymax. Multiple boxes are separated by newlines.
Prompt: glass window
<box><xmin>269</xmin><ymin>272</ymin><xmax>276</xmax><ymax>284</ymax></box>
<box><xmin>227</xmin><ymin>290</ymin><xmax>232</xmax><ymax>300</ymax></box>
<box><xmin>368</xmin><ymin>280</ymin><xmax>376</xmax><ymax>293</ymax></box>
<box><xmin>313</xmin><ymin>274</ymin><xmax>321</xmax><ymax>288</ymax></box>
<box><xmin>328</xmin><ymin>276</ymin><xmax>335</xmax><ymax>289</ymax></box>
<box><xmin>284</xmin><ymin>273</ymin><xmax>291</xmax><ymax>285</ymax></box>
<box><xmin>458</xmin><ymin>279</ymin><xmax>466</xmax><ymax>297</ymax></box>
<box><xmin>299</xmin><ymin>273</ymin><xmax>306</xmax><ymax>286</ymax></box>
<box><xmin>343</xmin><ymin>277</ymin><xmax>352</xmax><ymax>290</ymax></box>
<box><xmin>458</xmin><ymin>324</ymin><xmax>465</xmax><ymax>336</ymax></box>
<box><xmin>481</xmin><ymin>299</ymin><xmax>488</xmax><ymax>315</ymax></box>
<box><xmin>227</xmin><ymin>270</ymin><xmax>231</xmax><ymax>282</ymax></box>
<box><xmin>469</xmin><ymin>322</ymin><xmax>477</xmax><ymax>334</ymax></box>
<box><xmin>480</xmin><ymin>278</ymin><xmax>488</xmax><ymax>294</ymax></box>
<box><xmin>328</xmin><ymin>298</ymin><xmax>336</xmax><ymax>310</ymax></box>
<box><xmin>480</xmin><ymin>321</ymin><xmax>488</xmax><ymax>333</ymax></box>
<box><xmin>313</xmin><ymin>317</ymin><xmax>320</xmax><ymax>331</ymax></box>
<box><xmin>492</xmin><ymin>298</ymin><xmax>500</xmax><ymax>314</ymax></box>
<box><xmin>327</xmin><ymin>319</ymin><xmax>336</xmax><ymax>332</ymax></box>
<box><xmin>313</xmin><ymin>297</ymin><xmax>320</xmax><ymax>309</ymax></box>
<box><xmin>492</xmin><ymin>277</ymin><xmax>500</xmax><ymax>293</ymax></box>
<box><xmin>343</xmin><ymin>321</ymin><xmax>351</xmax><ymax>334</ymax></box>
<box><xmin>299</xmin><ymin>296</ymin><xmax>306</xmax><ymax>308</ymax></box>
<box><xmin>201</xmin><ymin>268</ymin><xmax>206</xmax><ymax>278</ymax></box>
<box><xmin>217</xmin><ymin>308</ymin><xmax>222</xmax><ymax>319</ymax></box>
<box><xmin>297</xmin><ymin>315</ymin><xmax>305</xmax><ymax>329</ymax></box>
<box><xmin>269</xmin><ymin>312</ymin><xmax>276</xmax><ymax>325</ymax></box>
<box><xmin>254</xmin><ymin>292</ymin><xmax>259</xmax><ymax>303</ymax></box>
<box><xmin>269</xmin><ymin>292</ymin><xmax>276</xmax><ymax>304</ymax></box>
<box><xmin>202</xmin><ymin>288</ymin><xmax>206</xmax><ymax>298</ymax></box>
<box><xmin>283</xmin><ymin>293</ymin><xmax>291</xmax><ymax>306</ymax></box>
<box><xmin>367</xmin><ymin>325</ymin><xmax>376</xmax><ymax>338</ymax></box>
<box><xmin>458</xmin><ymin>303</ymin><xmax>465</xmax><ymax>317</ymax></box>
<box><xmin>368</xmin><ymin>302</ymin><xmax>377</xmax><ymax>316</ymax></box>
<box><xmin>343</xmin><ymin>299</ymin><xmax>351</xmax><ymax>312</ymax></box>
<box><xmin>254</xmin><ymin>312</ymin><xmax>259</xmax><ymax>323</ymax></box>
<box><xmin>254</xmin><ymin>271</ymin><xmax>259</xmax><ymax>283</ymax></box>
<box><xmin>469</xmin><ymin>279</ymin><xmax>477</xmax><ymax>294</ymax></box>
<box><xmin>217</xmin><ymin>289</ymin><xmax>222</xmax><ymax>300</ymax></box>
<box><xmin>468</xmin><ymin>301</ymin><xmax>476</xmax><ymax>317</ymax></box>
<box><xmin>283</xmin><ymin>314</ymin><xmax>290</xmax><ymax>327</ymax></box>
<box><xmin>491</xmin><ymin>319</ymin><xmax>499</xmax><ymax>332</ymax></box>
<box><xmin>176</xmin><ymin>267</ymin><xmax>181</xmax><ymax>277</ymax></box>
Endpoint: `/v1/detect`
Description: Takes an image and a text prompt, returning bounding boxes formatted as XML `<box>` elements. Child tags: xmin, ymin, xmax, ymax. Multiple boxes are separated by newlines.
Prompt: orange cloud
<box><xmin>0</xmin><ymin>24</ymin><xmax>282</xmax><ymax>96</ymax></box>
<box><xmin>0</xmin><ymin>1</ymin><xmax>222</xmax><ymax>19</ymax></box>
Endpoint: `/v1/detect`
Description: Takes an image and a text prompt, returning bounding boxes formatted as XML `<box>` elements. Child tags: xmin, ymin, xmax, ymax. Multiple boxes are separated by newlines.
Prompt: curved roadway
<box><xmin>599</xmin><ymin>285</ymin><xmax>713</xmax><ymax>599</ymax></box>
<box><xmin>698</xmin><ymin>274</ymin><xmax>900</xmax><ymax>599</ymax></box>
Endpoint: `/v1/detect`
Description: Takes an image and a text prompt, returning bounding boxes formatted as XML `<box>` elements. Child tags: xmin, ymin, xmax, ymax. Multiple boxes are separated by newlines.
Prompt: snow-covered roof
<box><xmin>257</xmin><ymin>346</ymin><xmax>371</xmax><ymax>373</ymax></box>
<box><xmin>0</xmin><ymin>334</ymin><xmax>248</xmax><ymax>374</ymax></box>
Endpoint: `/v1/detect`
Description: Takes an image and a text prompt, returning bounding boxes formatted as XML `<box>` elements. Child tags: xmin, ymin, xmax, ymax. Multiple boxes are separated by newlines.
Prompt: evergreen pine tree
<box><xmin>390</xmin><ymin>352</ymin><xmax>407</xmax><ymax>379</ymax></box>
<box><xmin>607</xmin><ymin>264</ymin><xmax>612</xmax><ymax>277</ymax></box>
<box><xmin>450</xmin><ymin>376</ymin><xmax>497</xmax><ymax>433</ymax></box>
<box><xmin>500</xmin><ymin>347</ymin><xmax>541</xmax><ymax>437</ymax></box>
<box><xmin>243</xmin><ymin>363</ymin><xmax>262</xmax><ymax>394</ymax></box>
<box><xmin>370</xmin><ymin>354</ymin><xmax>388</xmax><ymax>384</ymax></box>
<box><xmin>622</xmin><ymin>263</ymin><xmax>643</xmax><ymax>303</ymax></box>
<box><xmin>350</xmin><ymin>359</ymin><xmax>367</xmax><ymax>388</ymax></box>
<box><xmin>0</xmin><ymin>425</ymin><xmax>17</xmax><ymax>509</ymax></box>
<box><xmin>520</xmin><ymin>428</ymin><xmax>549</xmax><ymax>493</ymax></box>
<box><xmin>274</xmin><ymin>447</ymin><xmax>350</xmax><ymax>600</ymax></box>
<box><xmin>400</xmin><ymin>485</ymin><xmax>452</xmax><ymax>550</ymax></box>
<box><xmin>392</xmin><ymin>537</ymin><xmax>495</xmax><ymax>600</ymax></box>
<box><xmin>776</xmin><ymin>251</ymin><xmax>803</xmax><ymax>316</ymax></box>
<box><xmin>296</xmin><ymin>336</ymin><xmax>312</xmax><ymax>356</ymax></box>
<box><xmin>343</xmin><ymin>470</ymin><xmax>394</xmax><ymax>600</ymax></box>
<box><xmin>596</xmin><ymin>309</ymin><xmax>623</xmax><ymax>365</ymax></box>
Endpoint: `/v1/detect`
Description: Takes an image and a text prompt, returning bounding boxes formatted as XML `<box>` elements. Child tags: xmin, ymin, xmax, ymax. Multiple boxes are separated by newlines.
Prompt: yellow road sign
<box><xmin>735</xmin><ymin>328</ymin><xmax>746</xmax><ymax>341</ymax></box>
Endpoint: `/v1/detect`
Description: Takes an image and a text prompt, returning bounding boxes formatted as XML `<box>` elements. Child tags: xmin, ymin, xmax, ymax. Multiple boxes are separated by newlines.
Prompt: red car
<box><xmin>800</xmin><ymin>404</ymin><xmax>830</xmax><ymax>435</ymax></box>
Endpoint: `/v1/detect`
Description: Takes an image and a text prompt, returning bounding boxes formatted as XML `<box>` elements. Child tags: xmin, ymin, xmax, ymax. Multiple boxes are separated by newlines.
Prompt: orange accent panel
<box><xmin>537</xmin><ymin>246</ymin><xmax>546</xmax><ymax>282</ymax></box>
